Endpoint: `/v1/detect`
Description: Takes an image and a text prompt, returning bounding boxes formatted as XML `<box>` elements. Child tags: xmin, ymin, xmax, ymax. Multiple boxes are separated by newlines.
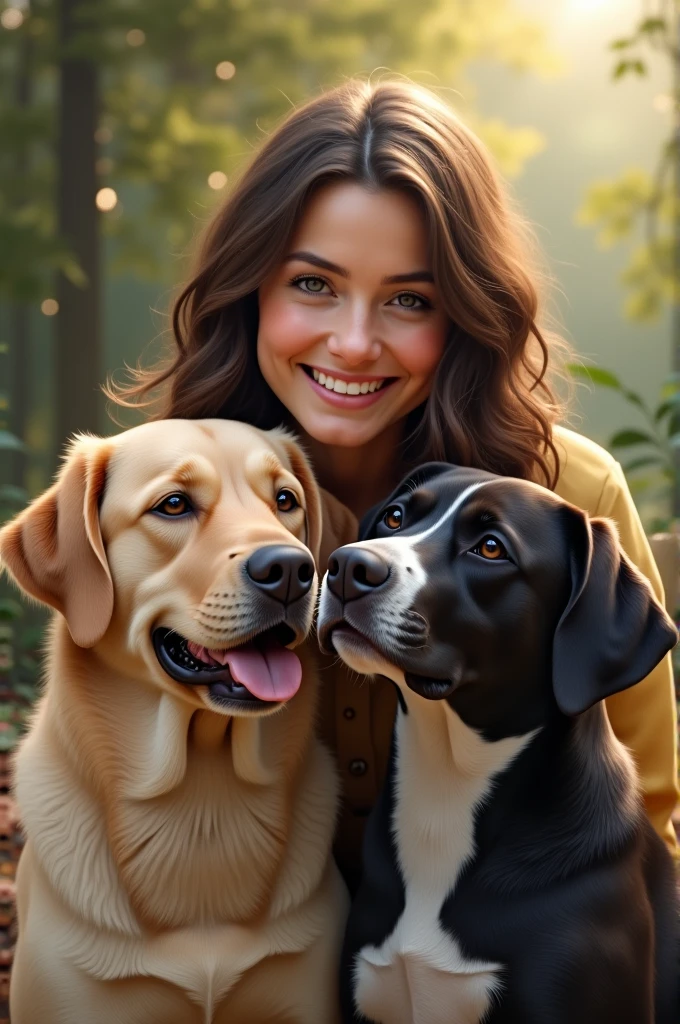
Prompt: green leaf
<box><xmin>637</xmin><ymin>17</ymin><xmax>666</xmax><ymax>35</ymax></box>
<box><xmin>0</xmin><ymin>599</ymin><xmax>23</xmax><ymax>621</ymax></box>
<box><xmin>621</xmin><ymin>389</ymin><xmax>647</xmax><ymax>411</ymax></box>
<box><xmin>0</xmin><ymin>429</ymin><xmax>24</xmax><ymax>451</ymax></box>
<box><xmin>610</xmin><ymin>37</ymin><xmax>633</xmax><ymax>51</ymax></box>
<box><xmin>609</xmin><ymin>429</ymin><xmax>656</xmax><ymax>448</ymax></box>
<box><xmin>566</xmin><ymin>363</ymin><xmax>622</xmax><ymax>390</ymax></box>
<box><xmin>623</xmin><ymin>455</ymin><xmax>665</xmax><ymax>474</ymax></box>
<box><xmin>613</xmin><ymin>58</ymin><xmax>647</xmax><ymax>79</ymax></box>
<box><xmin>655</xmin><ymin>395</ymin><xmax>680</xmax><ymax>421</ymax></box>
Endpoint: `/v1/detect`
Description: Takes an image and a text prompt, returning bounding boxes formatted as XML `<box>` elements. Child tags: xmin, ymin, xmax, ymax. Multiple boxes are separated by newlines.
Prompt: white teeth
<box><xmin>311</xmin><ymin>369</ymin><xmax>387</xmax><ymax>394</ymax></box>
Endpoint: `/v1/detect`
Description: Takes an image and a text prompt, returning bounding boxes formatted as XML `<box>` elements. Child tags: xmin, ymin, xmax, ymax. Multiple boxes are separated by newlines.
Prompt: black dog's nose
<box><xmin>246</xmin><ymin>545</ymin><xmax>315</xmax><ymax>604</ymax></box>
<box><xmin>327</xmin><ymin>547</ymin><xmax>390</xmax><ymax>602</ymax></box>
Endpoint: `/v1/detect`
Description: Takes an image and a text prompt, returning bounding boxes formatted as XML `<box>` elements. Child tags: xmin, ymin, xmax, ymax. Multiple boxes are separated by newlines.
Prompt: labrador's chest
<box><xmin>117</xmin><ymin>753</ymin><xmax>287</xmax><ymax>927</ymax></box>
<box><xmin>353</xmin><ymin>704</ymin><xmax>533</xmax><ymax>1024</ymax></box>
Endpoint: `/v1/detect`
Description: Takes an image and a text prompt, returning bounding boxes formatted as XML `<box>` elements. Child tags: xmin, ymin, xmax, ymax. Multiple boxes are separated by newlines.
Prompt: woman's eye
<box><xmin>293</xmin><ymin>275</ymin><xmax>331</xmax><ymax>295</ymax></box>
<box><xmin>382</xmin><ymin>505</ymin><xmax>404</xmax><ymax>530</ymax></box>
<box><xmin>472</xmin><ymin>535</ymin><xmax>508</xmax><ymax>561</ymax></box>
<box><xmin>276</xmin><ymin>488</ymin><xmax>299</xmax><ymax>513</ymax></box>
<box><xmin>152</xmin><ymin>493</ymin><xmax>193</xmax><ymax>517</ymax></box>
<box><xmin>389</xmin><ymin>292</ymin><xmax>429</xmax><ymax>310</ymax></box>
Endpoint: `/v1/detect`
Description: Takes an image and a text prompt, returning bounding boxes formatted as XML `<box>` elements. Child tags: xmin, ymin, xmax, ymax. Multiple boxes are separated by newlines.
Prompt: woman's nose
<box><xmin>326</xmin><ymin>311</ymin><xmax>382</xmax><ymax>365</ymax></box>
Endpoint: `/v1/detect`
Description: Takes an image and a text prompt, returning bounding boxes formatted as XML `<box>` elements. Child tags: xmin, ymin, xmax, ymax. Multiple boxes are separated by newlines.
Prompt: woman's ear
<box><xmin>0</xmin><ymin>436</ymin><xmax>114</xmax><ymax>648</ymax></box>
<box><xmin>552</xmin><ymin>507</ymin><xmax>677</xmax><ymax>716</ymax></box>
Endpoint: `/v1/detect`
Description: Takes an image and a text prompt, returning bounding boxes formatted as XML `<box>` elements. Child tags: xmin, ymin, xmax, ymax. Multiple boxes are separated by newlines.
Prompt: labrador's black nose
<box><xmin>246</xmin><ymin>545</ymin><xmax>315</xmax><ymax>604</ymax></box>
<box><xmin>327</xmin><ymin>547</ymin><xmax>390</xmax><ymax>602</ymax></box>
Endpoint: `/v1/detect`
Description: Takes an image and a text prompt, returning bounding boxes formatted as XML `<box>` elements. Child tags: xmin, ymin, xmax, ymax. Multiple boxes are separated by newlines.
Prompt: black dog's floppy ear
<box><xmin>359</xmin><ymin>462</ymin><xmax>453</xmax><ymax>540</ymax></box>
<box><xmin>552</xmin><ymin>507</ymin><xmax>677</xmax><ymax>716</ymax></box>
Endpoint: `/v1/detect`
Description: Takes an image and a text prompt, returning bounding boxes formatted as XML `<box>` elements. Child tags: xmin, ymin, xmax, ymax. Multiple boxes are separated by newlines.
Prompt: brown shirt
<box><xmin>315</xmin><ymin>425</ymin><xmax>680</xmax><ymax>886</ymax></box>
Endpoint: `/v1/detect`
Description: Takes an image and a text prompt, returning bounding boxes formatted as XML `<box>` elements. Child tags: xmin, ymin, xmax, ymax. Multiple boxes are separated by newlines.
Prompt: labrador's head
<box><xmin>0</xmin><ymin>420</ymin><xmax>322</xmax><ymax>718</ymax></box>
<box><xmin>318</xmin><ymin>463</ymin><xmax>677</xmax><ymax>738</ymax></box>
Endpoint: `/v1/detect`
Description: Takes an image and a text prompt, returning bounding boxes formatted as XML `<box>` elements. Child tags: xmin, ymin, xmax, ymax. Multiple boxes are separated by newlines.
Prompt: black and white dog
<box><xmin>317</xmin><ymin>463</ymin><xmax>679</xmax><ymax>1024</ymax></box>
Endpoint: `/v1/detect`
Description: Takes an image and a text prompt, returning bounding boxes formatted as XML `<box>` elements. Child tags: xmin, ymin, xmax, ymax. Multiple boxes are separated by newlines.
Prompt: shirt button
<box><xmin>343</xmin><ymin>707</ymin><xmax>356</xmax><ymax>720</ymax></box>
<box><xmin>349</xmin><ymin>758</ymin><xmax>368</xmax><ymax>777</ymax></box>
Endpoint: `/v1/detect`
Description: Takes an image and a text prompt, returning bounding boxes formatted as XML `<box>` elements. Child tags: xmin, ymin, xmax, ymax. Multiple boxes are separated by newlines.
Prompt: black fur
<box><xmin>320</xmin><ymin>465</ymin><xmax>679</xmax><ymax>1024</ymax></box>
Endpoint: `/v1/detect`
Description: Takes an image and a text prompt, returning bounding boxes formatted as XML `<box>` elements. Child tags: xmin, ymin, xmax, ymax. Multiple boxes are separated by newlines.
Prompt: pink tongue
<box><xmin>187</xmin><ymin>640</ymin><xmax>301</xmax><ymax>702</ymax></box>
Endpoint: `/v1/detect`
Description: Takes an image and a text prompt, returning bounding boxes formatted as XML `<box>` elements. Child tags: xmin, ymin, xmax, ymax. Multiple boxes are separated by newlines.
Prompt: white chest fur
<box><xmin>354</xmin><ymin>699</ymin><xmax>535</xmax><ymax>1024</ymax></box>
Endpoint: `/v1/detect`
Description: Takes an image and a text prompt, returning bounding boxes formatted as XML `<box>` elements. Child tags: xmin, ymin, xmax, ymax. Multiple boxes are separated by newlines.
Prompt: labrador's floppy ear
<box><xmin>359</xmin><ymin>461</ymin><xmax>453</xmax><ymax>540</ymax></box>
<box><xmin>0</xmin><ymin>435</ymin><xmax>114</xmax><ymax>648</ymax></box>
<box><xmin>552</xmin><ymin>507</ymin><xmax>677</xmax><ymax>716</ymax></box>
<box><xmin>272</xmin><ymin>431</ymin><xmax>324</xmax><ymax>567</ymax></box>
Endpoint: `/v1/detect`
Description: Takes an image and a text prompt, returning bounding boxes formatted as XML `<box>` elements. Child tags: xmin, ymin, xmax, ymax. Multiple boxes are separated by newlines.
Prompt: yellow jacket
<box><xmin>317</xmin><ymin>424</ymin><xmax>679</xmax><ymax>885</ymax></box>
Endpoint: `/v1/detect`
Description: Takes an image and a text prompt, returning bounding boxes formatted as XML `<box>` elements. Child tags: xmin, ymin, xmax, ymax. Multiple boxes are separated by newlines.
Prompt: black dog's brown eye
<box><xmin>383</xmin><ymin>505</ymin><xmax>403</xmax><ymax>530</ymax></box>
<box><xmin>276</xmin><ymin>488</ymin><xmax>299</xmax><ymax>513</ymax></box>
<box><xmin>154</xmin><ymin>493</ymin><xmax>191</xmax><ymax>517</ymax></box>
<box><xmin>476</xmin><ymin>535</ymin><xmax>507</xmax><ymax>560</ymax></box>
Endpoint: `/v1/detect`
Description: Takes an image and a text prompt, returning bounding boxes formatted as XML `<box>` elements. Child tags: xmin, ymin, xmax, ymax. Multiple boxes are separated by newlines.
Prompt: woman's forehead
<box><xmin>287</xmin><ymin>182</ymin><xmax>432</xmax><ymax>274</ymax></box>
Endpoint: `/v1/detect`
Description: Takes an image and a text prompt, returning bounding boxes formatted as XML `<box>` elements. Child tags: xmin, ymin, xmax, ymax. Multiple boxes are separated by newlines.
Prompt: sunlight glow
<box><xmin>567</xmin><ymin>0</ymin><xmax>615</xmax><ymax>12</ymax></box>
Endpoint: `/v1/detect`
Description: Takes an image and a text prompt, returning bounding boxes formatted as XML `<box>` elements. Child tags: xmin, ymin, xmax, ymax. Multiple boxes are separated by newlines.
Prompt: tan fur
<box><xmin>1</xmin><ymin>419</ymin><xmax>348</xmax><ymax>1024</ymax></box>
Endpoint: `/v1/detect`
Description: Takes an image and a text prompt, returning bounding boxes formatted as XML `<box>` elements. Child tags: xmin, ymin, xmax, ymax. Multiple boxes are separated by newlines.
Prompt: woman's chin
<box><xmin>297</xmin><ymin>413</ymin><xmax>395</xmax><ymax>449</ymax></box>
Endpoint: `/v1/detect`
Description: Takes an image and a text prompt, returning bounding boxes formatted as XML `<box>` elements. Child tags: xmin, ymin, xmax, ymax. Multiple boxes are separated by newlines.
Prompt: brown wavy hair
<box><xmin>107</xmin><ymin>79</ymin><xmax>569</xmax><ymax>488</ymax></box>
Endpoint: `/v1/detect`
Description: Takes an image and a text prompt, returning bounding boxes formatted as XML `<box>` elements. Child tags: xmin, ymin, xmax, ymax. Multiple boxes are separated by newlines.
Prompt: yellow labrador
<box><xmin>1</xmin><ymin>419</ymin><xmax>350</xmax><ymax>1024</ymax></box>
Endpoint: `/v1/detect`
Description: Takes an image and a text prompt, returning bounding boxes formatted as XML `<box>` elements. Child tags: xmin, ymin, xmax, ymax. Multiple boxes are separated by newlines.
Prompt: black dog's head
<box><xmin>317</xmin><ymin>464</ymin><xmax>677</xmax><ymax>738</ymax></box>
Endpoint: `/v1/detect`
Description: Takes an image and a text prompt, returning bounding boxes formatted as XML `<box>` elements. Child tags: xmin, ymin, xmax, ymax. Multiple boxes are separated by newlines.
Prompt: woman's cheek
<box><xmin>397</xmin><ymin>323</ymin><xmax>447</xmax><ymax>379</ymax></box>
<box><xmin>258</xmin><ymin>294</ymin><xmax>316</xmax><ymax>360</ymax></box>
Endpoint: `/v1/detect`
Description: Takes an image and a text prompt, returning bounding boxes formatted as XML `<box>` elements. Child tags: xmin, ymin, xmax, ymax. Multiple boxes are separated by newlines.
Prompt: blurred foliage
<box><xmin>568</xmin><ymin>361</ymin><xmax>680</xmax><ymax>524</ymax></box>
<box><xmin>0</xmin><ymin>0</ymin><xmax>559</xmax><ymax>295</ymax></box>
<box><xmin>576</xmin><ymin>1</ymin><xmax>679</xmax><ymax>322</ymax></box>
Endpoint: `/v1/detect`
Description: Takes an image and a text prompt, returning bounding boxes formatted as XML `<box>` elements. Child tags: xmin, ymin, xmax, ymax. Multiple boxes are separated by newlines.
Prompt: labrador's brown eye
<box><xmin>153</xmin><ymin>493</ymin><xmax>192</xmax><ymax>517</ymax></box>
<box><xmin>276</xmin><ymin>488</ymin><xmax>299</xmax><ymax>513</ymax></box>
<box><xmin>383</xmin><ymin>505</ymin><xmax>403</xmax><ymax>531</ymax></box>
<box><xmin>475</xmin><ymin>535</ymin><xmax>507</xmax><ymax>560</ymax></box>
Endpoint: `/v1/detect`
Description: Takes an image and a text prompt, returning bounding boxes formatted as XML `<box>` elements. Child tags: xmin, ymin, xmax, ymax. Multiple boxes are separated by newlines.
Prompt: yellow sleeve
<box><xmin>597</xmin><ymin>461</ymin><xmax>679</xmax><ymax>858</ymax></box>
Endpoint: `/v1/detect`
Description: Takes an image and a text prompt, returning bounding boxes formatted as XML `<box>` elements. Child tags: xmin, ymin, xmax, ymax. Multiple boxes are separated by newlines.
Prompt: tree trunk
<box><xmin>54</xmin><ymin>0</ymin><xmax>100</xmax><ymax>467</ymax></box>
<box><xmin>9</xmin><ymin>33</ymin><xmax>33</xmax><ymax>492</ymax></box>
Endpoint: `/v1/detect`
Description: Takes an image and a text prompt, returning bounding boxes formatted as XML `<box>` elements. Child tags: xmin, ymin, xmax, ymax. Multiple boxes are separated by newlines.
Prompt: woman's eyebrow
<box><xmin>285</xmin><ymin>251</ymin><xmax>349</xmax><ymax>277</ymax></box>
<box><xmin>284</xmin><ymin>250</ymin><xmax>434</xmax><ymax>285</ymax></box>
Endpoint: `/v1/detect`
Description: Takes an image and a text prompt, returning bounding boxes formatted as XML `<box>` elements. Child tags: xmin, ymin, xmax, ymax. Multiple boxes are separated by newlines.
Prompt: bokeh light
<box><xmin>95</xmin><ymin>187</ymin><xmax>118</xmax><ymax>211</ymax></box>
<box><xmin>215</xmin><ymin>61</ymin><xmax>236</xmax><ymax>81</ymax></box>
<box><xmin>126</xmin><ymin>29</ymin><xmax>145</xmax><ymax>47</ymax></box>
<box><xmin>1</xmin><ymin>8</ymin><xmax>24</xmax><ymax>30</ymax></box>
<box><xmin>207</xmin><ymin>171</ymin><xmax>228</xmax><ymax>190</ymax></box>
<box><xmin>40</xmin><ymin>299</ymin><xmax>59</xmax><ymax>317</ymax></box>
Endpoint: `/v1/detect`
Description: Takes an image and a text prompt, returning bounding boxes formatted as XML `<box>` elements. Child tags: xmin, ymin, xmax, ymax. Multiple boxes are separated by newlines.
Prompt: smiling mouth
<box><xmin>153</xmin><ymin>624</ymin><xmax>300</xmax><ymax>707</ymax></box>
<box><xmin>301</xmin><ymin>364</ymin><xmax>397</xmax><ymax>396</ymax></box>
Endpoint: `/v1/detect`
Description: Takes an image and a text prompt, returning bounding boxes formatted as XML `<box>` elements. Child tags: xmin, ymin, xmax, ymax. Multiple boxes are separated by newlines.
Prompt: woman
<box><xmin>109</xmin><ymin>79</ymin><xmax>679</xmax><ymax>885</ymax></box>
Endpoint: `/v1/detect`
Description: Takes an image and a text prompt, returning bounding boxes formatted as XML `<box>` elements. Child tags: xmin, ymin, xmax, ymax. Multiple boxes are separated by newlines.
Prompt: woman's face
<box><xmin>257</xmin><ymin>182</ymin><xmax>449</xmax><ymax>449</ymax></box>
